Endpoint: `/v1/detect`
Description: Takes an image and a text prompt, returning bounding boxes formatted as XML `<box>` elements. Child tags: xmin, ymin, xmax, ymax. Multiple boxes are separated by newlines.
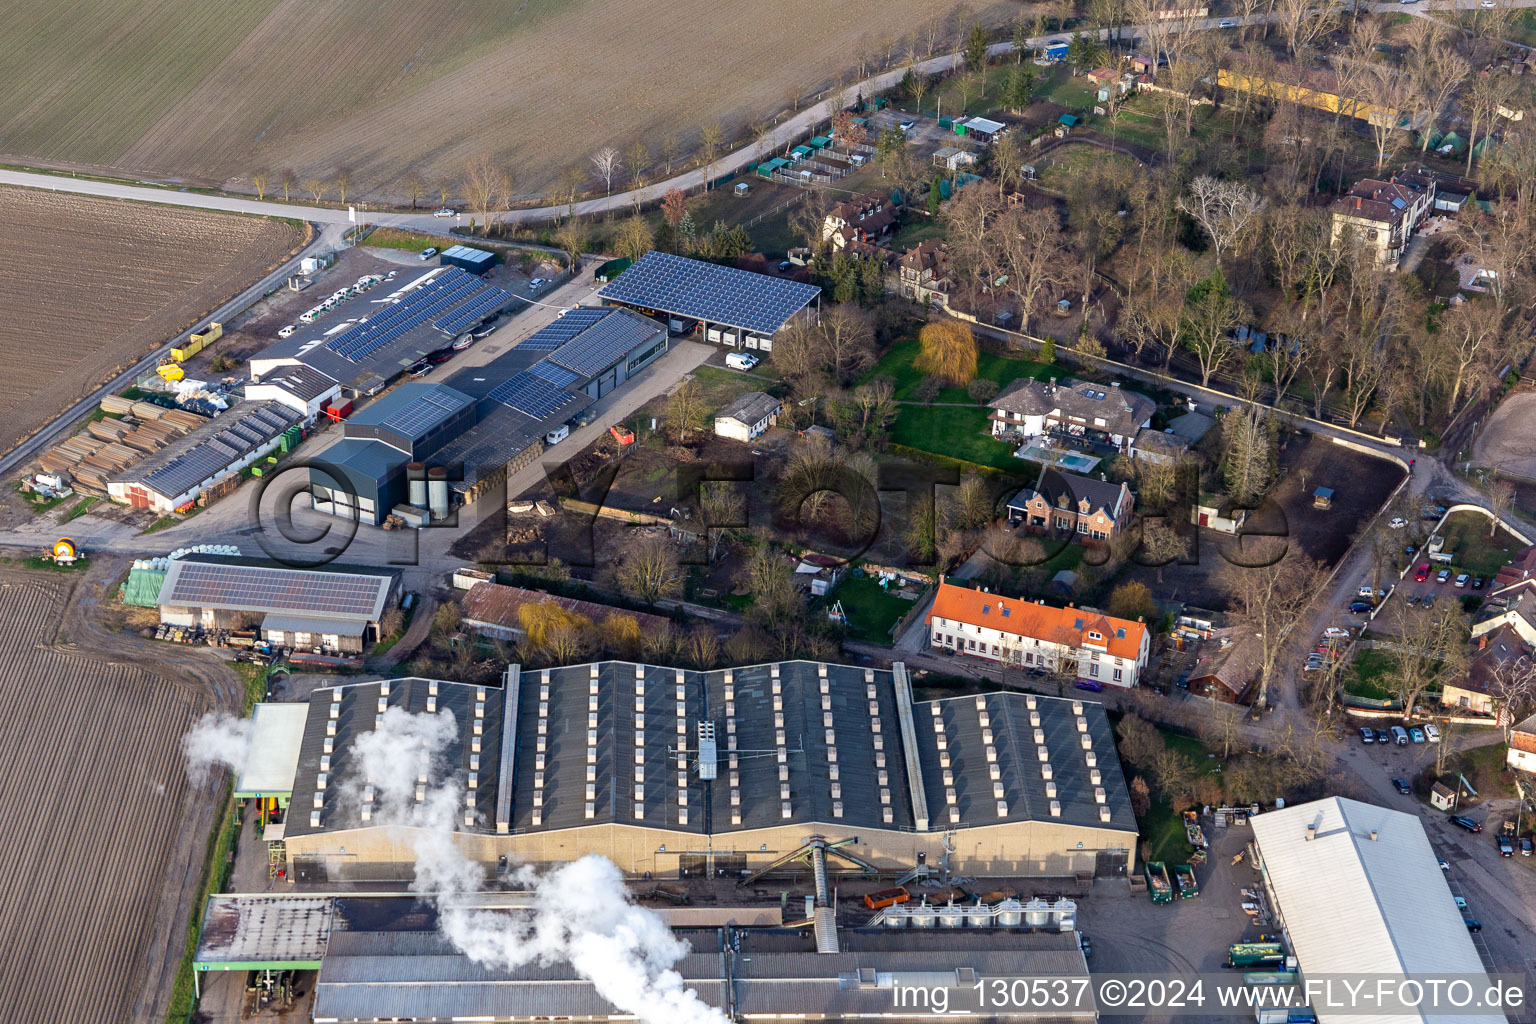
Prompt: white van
<box><xmin>544</xmin><ymin>425</ymin><xmax>570</xmax><ymax>445</ymax></box>
<box><xmin>1391</xmin><ymin>725</ymin><xmax>1409</xmax><ymax>745</ymax></box>
<box><xmin>725</xmin><ymin>352</ymin><xmax>760</xmax><ymax>371</ymax></box>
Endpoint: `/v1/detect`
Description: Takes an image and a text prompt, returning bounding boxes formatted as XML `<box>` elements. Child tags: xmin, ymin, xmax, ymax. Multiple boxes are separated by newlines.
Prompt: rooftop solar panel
<box><xmin>165</xmin><ymin>560</ymin><xmax>390</xmax><ymax>618</ymax></box>
<box><xmin>486</xmin><ymin>372</ymin><xmax>579</xmax><ymax>419</ymax></box>
<box><xmin>528</xmin><ymin>361</ymin><xmax>579</xmax><ymax>388</ymax></box>
<box><xmin>598</xmin><ymin>251</ymin><xmax>820</xmax><ymax>335</ymax></box>
<box><xmin>139</xmin><ymin>403</ymin><xmax>299</xmax><ymax>498</ymax></box>
<box><xmin>518</xmin><ymin>307</ymin><xmax>610</xmax><ymax>351</ymax></box>
<box><xmin>547</xmin><ymin>310</ymin><xmax>662</xmax><ymax>378</ymax></box>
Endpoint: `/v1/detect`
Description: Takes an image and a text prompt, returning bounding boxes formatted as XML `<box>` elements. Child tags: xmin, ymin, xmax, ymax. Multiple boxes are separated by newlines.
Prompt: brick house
<box><xmin>1329</xmin><ymin>169</ymin><xmax>1436</xmax><ymax>267</ymax></box>
<box><xmin>987</xmin><ymin>377</ymin><xmax>1155</xmax><ymax>454</ymax></box>
<box><xmin>822</xmin><ymin>193</ymin><xmax>899</xmax><ymax>250</ymax></box>
<box><xmin>1007</xmin><ymin>467</ymin><xmax>1135</xmax><ymax>541</ymax></box>
<box><xmin>897</xmin><ymin>239</ymin><xmax>953</xmax><ymax>307</ymax></box>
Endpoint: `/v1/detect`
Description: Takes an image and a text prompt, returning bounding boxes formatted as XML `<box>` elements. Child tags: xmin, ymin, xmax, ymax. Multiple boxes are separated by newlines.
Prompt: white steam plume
<box><xmin>349</xmin><ymin>706</ymin><xmax>727</xmax><ymax>1024</ymax></box>
<box><xmin>182</xmin><ymin>712</ymin><xmax>255</xmax><ymax>783</ymax></box>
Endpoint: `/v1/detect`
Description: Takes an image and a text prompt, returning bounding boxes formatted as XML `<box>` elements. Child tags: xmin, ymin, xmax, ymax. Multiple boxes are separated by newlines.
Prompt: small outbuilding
<box><xmin>714</xmin><ymin>392</ymin><xmax>782</xmax><ymax>442</ymax></box>
<box><xmin>1313</xmin><ymin>486</ymin><xmax>1334</xmax><ymax>510</ymax></box>
<box><xmin>1430</xmin><ymin>780</ymin><xmax>1458</xmax><ymax>811</ymax></box>
<box><xmin>439</xmin><ymin>244</ymin><xmax>496</xmax><ymax>276</ymax></box>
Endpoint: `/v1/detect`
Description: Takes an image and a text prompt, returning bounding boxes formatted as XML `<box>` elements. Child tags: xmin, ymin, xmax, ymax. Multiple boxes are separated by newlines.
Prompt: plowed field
<box><xmin>0</xmin><ymin>186</ymin><xmax>302</xmax><ymax>456</ymax></box>
<box><xmin>0</xmin><ymin>569</ymin><xmax>214</xmax><ymax>1024</ymax></box>
<box><xmin>0</xmin><ymin>0</ymin><xmax>1003</xmax><ymax>197</ymax></box>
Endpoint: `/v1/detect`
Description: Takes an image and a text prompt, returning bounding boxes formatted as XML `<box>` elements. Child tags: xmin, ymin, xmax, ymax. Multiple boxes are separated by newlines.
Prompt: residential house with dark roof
<box><xmin>822</xmin><ymin>193</ymin><xmax>898</xmax><ymax>250</ymax></box>
<box><xmin>987</xmin><ymin>378</ymin><xmax>1155</xmax><ymax>453</ymax></box>
<box><xmin>1509</xmin><ymin>712</ymin><xmax>1536</xmax><ymax>773</ymax></box>
<box><xmin>1007</xmin><ymin>467</ymin><xmax>1135</xmax><ymax>541</ymax></box>
<box><xmin>1492</xmin><ymin>545</ymin><xmax>1536</xmax><ymax>589</ymax></box>
<box><xmin>925</xmin><ymin>580</ymin><xmax>1150</xmax><ymax>687</ymax></box>
<box><xmin>1449</xmin><ymin>623</ymin><xmax>1532</xmax><ymax>719</ymax></box>
<box><xmin>897</xmin><ymin>239</ymin><xmax>952</xmax><ymax>307</ymax></box>
<box><xmin>1329</xmin><ymin>171</ymin><xmax>1436</xmax><ymax>267</ymax></box>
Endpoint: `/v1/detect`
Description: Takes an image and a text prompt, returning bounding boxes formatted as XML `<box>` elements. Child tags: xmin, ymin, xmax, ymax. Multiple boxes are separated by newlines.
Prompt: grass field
<box><xmin>1038</xmin><ymin>145</ymin><xmax>1139</xmax><ymax>192</ymax></box>
<box><xmin>891</xmin><ymin>404</ymin><xmax>1028</xmax><ymax>472</ymax></box>
<box><xmin>0</xmin><ymin>571</ymin><xmax>209</xmax><ymax>1024</ymax></box>
<box><xmin>831</xmin><ymin>573</ymin><xmax>917</xmax><ymax>642</ymax></box>
<box><xmin>0</xmin><ymin>0</ymin><xmax>1010</xmax><ymax>197</ymax></box>
<box><xmin>0</xmin><ymin>186</ymin><xmax>302</xmax><ymax>456</ymax></box>
<box><xmin>866</xmin><ymin>336</ymin><xmax>1056</xmax><ymax>402</ymax></box>
<box><xmin>1344</xmin><ymin>649</ymin><xmax>1398</xmax><ymax>702</ymax></box>
<box><xmin>1437</xmin><ymin>510</ymin><xmax>1522</xmax><ymax>578</ymax></box>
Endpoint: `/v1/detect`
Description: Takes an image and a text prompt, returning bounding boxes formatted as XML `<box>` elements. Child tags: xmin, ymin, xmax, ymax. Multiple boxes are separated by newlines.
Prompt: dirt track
<box><xmin>0</xmin><ymin>560</ymin><xmax>239</xmax><ymax>1024</ymax></box>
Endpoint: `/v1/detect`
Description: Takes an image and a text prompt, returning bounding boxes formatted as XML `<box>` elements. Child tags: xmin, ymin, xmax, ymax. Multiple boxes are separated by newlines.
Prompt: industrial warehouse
<box><xmin>235</xmin><ymin>660</ymin><xmax>1137</xmax><ymax>881</ymax></box>
<box><xmin>307</xmin><ymin>307</ymin><xmax>670</xmax><ymax>525</ymax></box>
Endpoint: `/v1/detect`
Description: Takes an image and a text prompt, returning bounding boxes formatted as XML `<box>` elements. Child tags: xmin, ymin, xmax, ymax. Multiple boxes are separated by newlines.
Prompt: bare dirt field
<box><xmin>0</xmin><ymin>0</ymin><xmax>1006</xmax><ymax>197</ymax></box>
<box><xmin>0</xmin><ymin>563</ymin><xmax>236</xmax><ymax>1024</ymax></box>
<box><xmin>1473</xmin><ymin>389</ymin><xmax>1536</xmax><ymax>482</ymax></box>
<box><xmin>0</xmin><ymin>186</ymin><xmax>303</xmax><ymax>457</ymax></box>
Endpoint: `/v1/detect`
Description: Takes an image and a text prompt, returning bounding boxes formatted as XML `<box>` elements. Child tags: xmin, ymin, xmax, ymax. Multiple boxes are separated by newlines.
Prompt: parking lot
<box><xmin>1075</xmin><ymin>828</ymin><xmax>1266</xmax><ymax>1024</ymax></box>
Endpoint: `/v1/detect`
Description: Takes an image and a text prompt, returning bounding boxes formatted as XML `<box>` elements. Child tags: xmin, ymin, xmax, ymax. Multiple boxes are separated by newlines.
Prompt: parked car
<box><xmin>545</xmin><ymin>424</ymin><xmax>570</xmax><ymax>446</ymax></box>
<box><xmin>426</xmin><ymin>346</ymin><xmax>455</xmax><ymax>364</ymax></box>
<box><xmin>1416</xmin><ymin>564</ymin><xmax>1431</xmax><ymax>582</ymax></box>
<box><xmin>1389</xmin><ymin>516</ymin><xmax>1408</xmax><ymax>529</ymax></box>
<box><xmin>530</xmin><ymin>277</ymin><xmax>548</xmax><ymax>289</ymax></box>
<box><xmin>1454</xmin><ymin>895</ymin><xmax>1467</xmax><ymax>909</ymax></box>
<box><xmin>433</xmin><ymin>208</ymin><xmax>456</xmax><ymax>218</ymax></box>
<box><xmin>899</xmin><ymin>119</ymin><xmax>917</xmax><ymax>132</ymax></box>
<box><xmin>725</xmin><ymin>352</ymin><xmax>760</xmax><ymax>371</ymax></box>
<box><xmin>1218</xmin><ymin>17</ymin><xmax>1238</xmax><ymax>26</ymax></box>
<box><xmin>1349</xmin><ymin>601</ymin><xmax>1373</xmax><ymax>614</ymax></box>
<box><xmin>1079</xmin><ymin>934</ymin><xmax>1092</xmax><ymax>957</ymax></box>
<box><xmin>1472</xmin><ymin>577</ymin><xmax>1484</xmax><ymax>589</ymax></box>
<box><xmin>1497</xmin><ymin>836</ymin><xmax>1515</xmax><ymax>856</ymax></box>
<box><xmin>1437</xmin><ymin>569</ymin><xmax>1452</xmax><ymax>584</ymax></box>
<box><xmin>1424</xmin><ymin>593</ymin><xmax>1437</xmax><ymax>607</ymax></box>
<box><xmin>1464</xmin><ymin>918</ymin><xmax>1482</xmax><ymax>932</ymax></box>
<box><xmin>1324</xmin><ymin>627</ymin><xmax>1351</xmax><ymax>640</ymax></box>
<box><xmin>1455</xmin><ymin>573</ymin><xmax>1470</xmax><ymax>588</ymax></box>
<box><xmin>407</xmin><ymin>360</ymin><xmax>433</xmax><ymax>377</ymax></box>
<box><xmin>568</xmin><ymin>407</ymin><xmax>597</xmax><ymax>428</ymax></box>
<box><xmin>1393</xmin><ymin>777</ymin><xmax>1411</xmax><ymax>794</ymax></box>
<box><xmin>1409</xmin><ymin>727</ymin><xmax>1425</xmax><ymax>743</ymax></box>
<box><xmin>777</xmin><ymin>260</ymin><xmax>791</xmax><ymax>272</ymax></box>
<box><xmin>1439</xmin><ymin>858</ymin><xmax>1450</xmax><ymax>870</ymax></box>
<box><xmin>1480</xmin><ymin>0</ymin><xmax>1496</xmax><ymax>7</ymax></box>
<box><xmin>277</xmin><ymin>324</ymin><xmax>296</xmax><ymax>338</ymax></box>
<box><xmin>1521</xmin><ymin>837</ymin><xmax>1534</xmax><ymax>856</ymax></box>
<box><xmin>1405</xmin><ymin>545</ymin><xmax>1416</xmax><ymax>558</ymax></box>
<box><xmin>1424</xmin><ymin>722</ymin><xmax>1441</xmax><ymax>742</ymax></box>
<box><xmin>1375</xmin><ymin>729</ymin><xmax>1391</xmax><ymax>744</ymax></box>
<box><xmin>1450</xmin><ymin>815</ymin><xmax>1483</xmax><ymax>833</ymax></box>
<box><xmin>419</xmin><ymin>247</ymin><xmax>438</xmax><ymax>260</ymax></box>
<box><xmin>1360</xmin><ymin>727</ymin><xmax>1375</xmax><ymax>744</ymax></box>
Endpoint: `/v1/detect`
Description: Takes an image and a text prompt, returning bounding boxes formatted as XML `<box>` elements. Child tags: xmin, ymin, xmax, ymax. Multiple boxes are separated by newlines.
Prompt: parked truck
<box><xmin>1174</xmin><ymin>863</ymin><xmax>1200</xmax><ymax>899</ymax></box>
<box><xmin>1146</xmin><ymin>862</ymin><xmax>1173</xmax><ymax>904</ymax></box>
<box><xmin>1227</xmin><ymin>942</ymin><xmax>1286</xmax><ymax>969</ymax></box>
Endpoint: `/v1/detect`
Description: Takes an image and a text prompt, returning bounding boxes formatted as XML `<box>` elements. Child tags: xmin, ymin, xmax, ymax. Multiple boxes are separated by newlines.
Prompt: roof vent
<box><xmin>1041</xmin><ymin>762</ymin><xmax>1053</xmax><ymax>780</ymax></box>
<box><xmin>1034</xmin><ymin>728</ymin><xmax>1045</xmax><ymax>744</ymax></box>
<box><xmin>1306</xmin><ymin>823</ymin><xmax>1317</xmax><ymax>841</ymax></box>
<box><xmin>1099</xmin><ymin>806</ymin><xmax>1112</xmax><ymax>823</ymax></box>
<box><xmin>1095</xmin><ymin>787</ymin><xmax>1106</xmax><ymax>804</ymax></box>
<box><xmin>1085</xmin><ymin>751</ymin><xmax>1097</xmax><ymax>768</ymax></box>
<box><xmin>310</xmin><ymin>811</ymin><xmax>321</xmax><ymax>828</ymax></box>
<box><xmin>1038</xmin><ymin>745</ymin><xmax>1050</xmax><ymax>762</ymax></box>
<box><xmin>1072</xmin><ymin>700</ymin><xmax>1083</xmax><ymax>714</ymax></box>
<box><xmin>1045</xmin><ymin>781</ymin><xmax>1057</xmax><ymax>799</ymax></box>
<box><xmin>1026</xmin><ymin>694</ymin><xmax>1037</xmax><ymax>710</ymax></box>
<box><xmin>1370</xmin><ymin>829</ymin><xmax>1379</xmax><ymax>842</ymax></box>
<box><xmin>1050</xmin><ymin>800</ymin><xmax>1062</xmax><ymax>817</ymax></box>
<box><xmin>996</xmin><ymin>800</ymin><xmax>1009</xmax><ymax>817</ymax></box>
<box><xmin>1077</xmin><ymin>716</ymin><xmax>1089</xmax><ymax>732</ymax></box>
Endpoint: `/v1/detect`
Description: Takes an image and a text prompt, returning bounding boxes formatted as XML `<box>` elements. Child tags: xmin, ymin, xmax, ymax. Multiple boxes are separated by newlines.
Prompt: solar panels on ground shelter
<box><xmin>598</xmin><ymin>251</ymin><xmax>820</xmax><ymax>335</ymax></box>
<box><xmin>486</xmin><ymin>371</ymin><xmax>579</xmax><ymax>419</ymax></box>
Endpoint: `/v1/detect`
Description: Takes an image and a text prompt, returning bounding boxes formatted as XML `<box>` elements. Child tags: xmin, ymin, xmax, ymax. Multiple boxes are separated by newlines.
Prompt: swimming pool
<box><xmin>1016</xmin><ymin>445</ymin><xmax>1100</xmax><ymax>474</ymax></box>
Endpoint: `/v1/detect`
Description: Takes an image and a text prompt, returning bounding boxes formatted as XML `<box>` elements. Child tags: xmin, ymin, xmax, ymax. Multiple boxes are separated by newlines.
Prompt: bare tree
<box><xmin>464</xmin><ymin>156</ymin><xmax>499</xmax><ymax>228</ymax></box>
<box><xmin>610</xmin><ymin>534</ymin><xmax>684</xmax><ymax>604</ymax></box>
<box><xmin>301</xmin><ymin>177</ymin><xmax>329</xmax><ymax>203</ymax></box>
<box><xmin>1488</xmin><ymin>477</ymin><xmax>1516</xmax><ymax>537</ymax></box>
<box><xmin>250</xmin><ymin>171</ymin><xmax>270</xmax><ymax>201</ymax></box>
<box><xmin>401</xmin><ymin>171</ymin><xmax>426</xmax><ymax>210</ymax></box>
<box><xmin>699</xmin><ymin>483</ymin><xmax>746</xmax><ymax>563</ymax></box>
<box><xmin>660</xmin><ymin>134</ymin><xmax>682</xmax><ymax>176</ymax></box>
<box><xmin>279</xmin><ymin>168</ymin><xmax>296</xmax><ymax>202</ymax></box>
<box><xmin>1385</xmin><ymin>602</ymin><xmax>1469</xmax><ymax>719</ymax></box>
<box><xmin>665</xmin><ymin>378</ymin><xmax>708</xmax><ymax>443</ymax></box>
<box><xmin>590</xmin><ymin>146</ymin><xmax>622</xmax><ymax>198</ymax></box>
<box><xmin>1217</xmin><ymin>548</ymin><xmax>1326</xmax><ymax>707</ymax></box>
<box><xmin>1462</xmin><ymin>72</ymin><xmax>1518</xmax><ymax>175</ymax></box>
<box><xmin>1177</xmin><ymin>177</ymin><xmax>1264</xmax><ymax>267</ymax></box>
<box><xmin>1486</xmin><ymin>653</ymin><xmax>1536</xmax><ymax>741</ymax></box>
<box><xmin>334</xmin><ymin>167</ymin><xmax>353</xmax><ymax>205</ymax></box>
<box><xmin>699</xmin><ymin>121</ymin><xmax>724</xmax><ymax>189</ymax></box>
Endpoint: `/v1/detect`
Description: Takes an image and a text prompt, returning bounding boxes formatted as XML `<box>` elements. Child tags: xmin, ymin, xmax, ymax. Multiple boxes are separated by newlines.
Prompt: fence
<box><xmin>741</xmin><ymin>193</ymin><xmax>807</xmax><ymax>231</ymax></box>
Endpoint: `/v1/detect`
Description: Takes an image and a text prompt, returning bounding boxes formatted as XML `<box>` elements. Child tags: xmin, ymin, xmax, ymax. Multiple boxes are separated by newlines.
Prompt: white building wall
<box><xmin>926</xmin><ymin>616</ymin><xmax>1143</xmax><ymax>687</ymax></box>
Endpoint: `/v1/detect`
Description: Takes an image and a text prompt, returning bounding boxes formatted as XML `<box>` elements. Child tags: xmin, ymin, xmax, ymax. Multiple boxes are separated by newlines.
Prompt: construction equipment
<box><xmin>1174</xmin><ymin>863</ymin><xmax>1200</xmax><ymax>899</ymax></box>
<box><xmin>48</xmin><ymin>537</ymin><xmax>80</xmax><ymax>565</ymax></box>
<box><xmin>1231</xmin><ymin>850</ymin><xmax>1246</xmax><ymax>866</ymax></box>
<box><xmin>1146</xmin><ymin>861</ymin><xmax>1173</xmax><ymax>904</ymax></box>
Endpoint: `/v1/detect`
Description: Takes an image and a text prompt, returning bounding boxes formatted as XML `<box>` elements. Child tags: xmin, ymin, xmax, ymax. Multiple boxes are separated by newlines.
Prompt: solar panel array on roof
<box><xmin>166</xmin><ymin>561</ymin><xmax>389</xmax><ymax>618</ymax></box>
<box><xmin>434</xmin><ymin>287</ymin><xmax>513</xmax><ymax>335</ymax></box>
<box><xmin>380</xmin><ymin>387</ymin><xmax>470</xmax><ymax>439</ymax></box>
<box><xmin>486</xmin><ymin>371</ymin><xmax>579</xmax><ymax>419</ymax></box>
<box><xmin>517</xmin><ymin>307</ymin><xmax>610</xmax><ymax>351</ymax></box>
<box><xmin>138</xmin><ymin>403</ymin><xmax>299</xmax><ymax>499</ymax></box>
<box><xmin>546</xmin><ymin>309</ymin><xmax>662</xmax><ymax>378</ymax></box>
<box><xmin>323</xmin><ymin>269</ymin><xmax>480</xmax><ymax>362</ymax></box>
<box><xmin>528</xmin><ymin>361</ymin><xmax>579</xmax><ymax>388</ymax></box>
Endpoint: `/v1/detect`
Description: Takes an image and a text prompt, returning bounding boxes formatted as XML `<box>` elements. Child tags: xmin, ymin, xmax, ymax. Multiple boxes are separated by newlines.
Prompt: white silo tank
<box><xmin>883</xmin><ymin>905</ymin><xmax>908</xmax><ymax>928</ymax></box>
<box><xmin>994</xmin><ymin>899</ymin><xmax>1024</xmax><ymax>927</ymax></box>
<box><xmin>407</xmin><ymin>463</ymin><xmax>427</xmax><ymax>508</ymax></box>
<box><xmin>908</xmin><ymin>903</ymin><xmax>938</xmax><ymax>929</ymax></box>
<box><xmin>965</xmin><ymin>901</ymin><xmax>994</xmax><ymax>927</ymax></box>
<box><xmin>1024</xmin><ymin>898</ymin><xmax>1051</xmax><ymax>927</ymax></box>
<box><xmin>938</xmin><ymin>903</ymin><xmax>965</xmax><ymax>928</ymax></box>
<box><xmin>1053</xmin><ymin>898</ymin><xmax>1077</xmax><ymax>931</ymax></box>
<box><xmin>427</xmin><ymin>467</ymin><xmax>449</xmax><ymax>520</ymax></box>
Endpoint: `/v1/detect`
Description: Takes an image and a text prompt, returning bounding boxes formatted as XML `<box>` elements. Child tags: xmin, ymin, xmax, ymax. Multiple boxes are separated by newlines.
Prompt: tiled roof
<box><xmin>925</xmin><ymin>581</ymin><xmax>1146</xmax><ymax>661</ymax></box>
<box><xmin>461</xmin><ymin>582</ymin><xmax>669</xmax><ymax>636</ymax></box>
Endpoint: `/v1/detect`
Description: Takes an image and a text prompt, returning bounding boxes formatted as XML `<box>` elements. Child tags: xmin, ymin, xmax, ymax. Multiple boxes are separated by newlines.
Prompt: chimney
<box><xmin>1369</xmin><ymin>829</ymin><xmax>1379</xmax><ymax>841</ymax></box>
<box><xmin>1306</xmin><ymin>823</ymin><xmax>1317</xmax><ymax>841</ymax></box>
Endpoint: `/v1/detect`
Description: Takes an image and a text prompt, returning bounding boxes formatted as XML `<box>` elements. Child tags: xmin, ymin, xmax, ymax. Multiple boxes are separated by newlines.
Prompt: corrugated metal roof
<box><xmin>194</xmin><ymin>895</ymin><xmax>332</xmax><ymax>967</ymax></box>
<box><xmin>234</xmin><ymin>703</ymin><xmax>308</xmax><ymax>796</ymax></box>
<box><xmin>1250</xmin><ymin>797</ymin><xmax>1504</xmax><ymax>1024</ymax></box>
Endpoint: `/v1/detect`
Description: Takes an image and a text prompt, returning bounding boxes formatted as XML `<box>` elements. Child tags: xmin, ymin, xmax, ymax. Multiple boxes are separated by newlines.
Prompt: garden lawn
<box><xmin>833</xmin><ymin>574</ymin><xmax>918</xmax><ymax>643</ymax></box>
<box><xmin>1140</xmin><ymin>799</ymin><xmax>1194</xmax><ymax>866</ymax></box>
<box><xmin>1438</xmin><ymin>510</ymin><xmax>1521</xmax><ymax>579</ymax></box>
<box><xmin>1344</xmin><ymin>649</ymin><xmax>1397</xmax><ymax>702</ymax></box>
<box><xmin>890</xmin><ymin>404</ymin><xmax>1032</xmax><ymax>473</ymax></box>
<box><xmin>866</xmin><ymin>337</ymin><xmax>1055</xmax><ymax>402</ymax></box>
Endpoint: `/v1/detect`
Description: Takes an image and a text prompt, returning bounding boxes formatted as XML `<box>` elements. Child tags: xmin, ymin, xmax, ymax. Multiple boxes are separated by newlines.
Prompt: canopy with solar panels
<box><xmin>597</xmin><ymin>251</ymin><xmax>819</xmax><ymax>345</ymax></box>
